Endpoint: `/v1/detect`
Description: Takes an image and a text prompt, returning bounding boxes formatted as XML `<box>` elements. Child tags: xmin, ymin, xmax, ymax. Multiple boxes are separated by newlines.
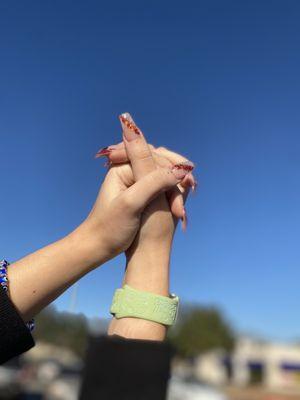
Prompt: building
<box><xmin>194</xmin><ymin>336</ymin><xmax>300</xmax><ymax>393</ymax></box>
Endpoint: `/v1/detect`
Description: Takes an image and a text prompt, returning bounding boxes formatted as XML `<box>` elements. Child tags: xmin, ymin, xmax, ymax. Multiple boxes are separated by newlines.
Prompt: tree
<box><xmin>169</xmin><ymin>305</ymin><xmax>235</xmax><ymax>358</ymax></box>
<box><xmin>34</xmin><ymin>306</ymin><xmax>89</xmax><ymax>358</ymax></box>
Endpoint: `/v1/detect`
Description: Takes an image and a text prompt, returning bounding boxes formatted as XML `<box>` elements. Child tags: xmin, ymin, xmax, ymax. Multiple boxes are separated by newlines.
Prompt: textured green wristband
<box><xmin>110</xmin><ymin>285</ymin><xmax>179</xmax><ymax>326</ymax></box>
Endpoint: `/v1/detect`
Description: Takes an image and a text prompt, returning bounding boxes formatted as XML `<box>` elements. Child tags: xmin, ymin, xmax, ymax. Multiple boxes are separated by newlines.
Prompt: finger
<box><xmin>155</xmin><ymin>146</ymin><xmax>189</xmax><ymax>163</ymax></box>
<box><xmin>96</xmin><ymin>142</ymin><xmax>191</xmax><ymax>217</ymax></box>
<box><xmin>95</xmin><ymin>142</ymin><xmax>156</xmax><ymax>160</ymax></box>
<box><xmin>112</xmin><ymin>147</ymin><xmax>188</xmax><ymax>219</ymax></box>
<box><xmin>95</xmin><ymin>142</ymin><xmax>124</xmax><ymax>158</ymax></box>
<box><xmin>95</xmin><ymin>138</ymin><xmax>195</xmax><ymax>222</ymax></box>
<box><xmin>99</xmin><ymin>147</ymin><xmax>165</xmax><ymax>167</ymax></box>
<box><xmin>155</xmin><ymin>147</ymin><xmax>197</xmax><ymax>191</ymax></box>
<box><xmin>96</xmin><ymin>142</ymin><xmax>189</xmax><ymax>165</ymax></box>
<box><xmin>96</xmin><ymin>147</ymin><xmax>128</xmax><ymax>163</ymax></box>
<box><xmin>122</xmin><ymin>162</ymin><xmax>194</xmax><ymax>214</ymax></box>
<box><xmin>96</xmin><ymin>142</ymin><xmax>197</xmax><ymax>191</ymax></box>
<box><xmin>166</xmin><ymin>187</ymin><xmax>184</xmax><ymax>218</ymax></box>
<box><xmin>98</xmin><ymin>144</ymin><xmax>187</xmax><ymax>220</ymax></box>
<box><xmin>119</xmin><ymin>112</ymin><xmax>156</xmax><ymax>180</ymax></box>
<box><xmin>96</xmin><ymin>143</ymin><xmax>196</xmax><ymax>191</ymax></box>
<box><xmin>181</xmin><ymin>173</ymin><xmax>197</xmax><ymax>192</ymax></box>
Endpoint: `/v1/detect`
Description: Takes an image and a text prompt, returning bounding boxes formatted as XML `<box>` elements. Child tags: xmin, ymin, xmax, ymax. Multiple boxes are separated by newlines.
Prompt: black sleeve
<box><xmin>79</xmin><ymin>335</ymin><xmax>173</xmax><ymax>400</ymax></box>
<box><xmin>0</xmin><ymin>286</ymin><xmax>35</xmax><ymax>364</ymax></box>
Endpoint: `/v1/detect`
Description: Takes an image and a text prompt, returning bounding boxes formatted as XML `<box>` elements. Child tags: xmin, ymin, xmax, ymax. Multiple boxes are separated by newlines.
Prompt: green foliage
<box><xmin>34</xmin><ymin>305</ymin><xmax>235</xmax><ymax>360</ymax></box>
<box><xmin>169</xmin><ymin>305</ymin><xmax>235</xmax><ymax>358</ymax></box>
<box><xmin>34</xmin><ymin>306</ymin><xmax>88</xmax><ymax>358</ymax></box>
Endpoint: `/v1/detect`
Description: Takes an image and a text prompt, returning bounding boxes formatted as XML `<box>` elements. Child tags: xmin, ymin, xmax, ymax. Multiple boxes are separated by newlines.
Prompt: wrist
<box><xmin>126</xmin><ymin>240</ymin><xmax>172</xmax><ymax>264</ymax></box>
<box><xmin>68</xmin><ymin>221</ymin><xmax>109</xmax><ymax>271</ymax></box>
<box><xmin>109</xmin><ymin>241</ymin><xmax>172</xmax><ymax>341</ymax></box>
<box><xmin>108</xmin><ymin>317</ymin><xmax>167</xmax><ymax>341</ymax></box>
<box><xmin>124</xmin><ymin>243</ymin><xmax>171</xmax><ymax>297</ymax></box>
<box><xmin>108</xmin><ymin>285</ymin><xmax>178</xmax><ymax>341</ymax></box>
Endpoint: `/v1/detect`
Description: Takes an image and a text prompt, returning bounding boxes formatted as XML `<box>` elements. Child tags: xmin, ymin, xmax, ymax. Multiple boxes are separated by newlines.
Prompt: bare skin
<box><xmin>108</xmin><ymin>113</ymin><xmax>192</xmax><ymax>340</ymax></box>
<box><xmin>6</xmin><ymin>113</ymin><xmax>194</xmax><ymax>342</ymax></box>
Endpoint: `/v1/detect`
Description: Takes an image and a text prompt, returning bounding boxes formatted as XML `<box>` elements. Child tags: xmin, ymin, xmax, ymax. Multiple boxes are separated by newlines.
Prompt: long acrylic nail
<box><xmin>95</xmin><ymin>146</ymin><xmax>116</xmax><ymax>158</ymax></box>
<box><xmin>119</xmin><ymin>112</ymin><xmax>141</xmax><ymax>141</ymax></box>
<box><xmin>181</xmin><ymin>207</ymin><xmax>188</xmax><ymax>231</ymax></box>
<box><xmin>172</xmin><ymin>161</ymin><xmax>194</xmax><ymax>180</ymax></box>
<box><xmin>192</xmin><ymin>180</ymin><xmax>198</xmax><ymax>192</ymax></box>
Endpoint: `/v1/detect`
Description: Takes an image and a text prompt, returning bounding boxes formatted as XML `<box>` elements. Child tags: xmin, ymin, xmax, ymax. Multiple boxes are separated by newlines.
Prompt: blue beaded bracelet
<box><xmin>0</xmin><ymin>259</ymin><xmax>35</xmax><ymax>332</ymax></box>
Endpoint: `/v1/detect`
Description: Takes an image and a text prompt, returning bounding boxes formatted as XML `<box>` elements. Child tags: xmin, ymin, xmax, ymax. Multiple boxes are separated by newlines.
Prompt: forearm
<box><xmin>7</xmin><ymin>222</ymin><xmax>106</xmax><ymax>321</ymax></box>
<box><xmin>108</xmin><ymin>241</ymin><xmax>172</xmax><ymax>341</ymax></box>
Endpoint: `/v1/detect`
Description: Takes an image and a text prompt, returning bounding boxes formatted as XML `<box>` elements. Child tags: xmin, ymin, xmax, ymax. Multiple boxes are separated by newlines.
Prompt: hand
<box><xmin>7</xmin><ymin>127</ymin><xmax>193</xmax><ymax>321</ymax></box>
<box><xmin>96</xmin><ymin>113</ymin><xmax>196</xmax><ymax>250</ymax></box>
<box><xmin>7</xmin><ymin>112</ymin><xmax>194</xmax><ymax>322</ymax></box>
<box><xmin>96</xmin><ymin>141</ymin><xmax>197</xmax><ymax>223</ymax></box>
<box><xmin>78</xmin><ymin>125</ymin><xmax>194</xmax><ymax>267</ymax></box>
<box><xmin>108</xmin><ymin>113</ymin><xmax>194</xmax><ymax>340</ymax></box>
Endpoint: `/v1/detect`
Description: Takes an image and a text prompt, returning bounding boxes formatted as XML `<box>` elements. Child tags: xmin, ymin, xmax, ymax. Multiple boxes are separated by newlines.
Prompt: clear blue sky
<box><xmin>1</xmin><ymin>0</ymin><xmax>300</xmax><ymax>341</ymax></box>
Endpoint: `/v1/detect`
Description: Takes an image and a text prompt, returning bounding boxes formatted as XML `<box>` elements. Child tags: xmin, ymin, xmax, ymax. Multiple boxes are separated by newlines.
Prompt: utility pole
<box><xmin>69</xmin><ymin>282</ymin><xmax>79</xmax><ymax>313</ymax></box>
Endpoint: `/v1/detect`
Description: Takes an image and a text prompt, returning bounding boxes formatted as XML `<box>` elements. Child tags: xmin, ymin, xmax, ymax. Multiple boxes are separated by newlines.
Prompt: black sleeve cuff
<box><xmin>0</xmin><ymin>286</ymin><xmax>35</xmax><ymax>364</ymax></box>
<box><xmin>79</xmin><ymin>335</ymin><xmax>173</xmax><ymax>400</ymax></box>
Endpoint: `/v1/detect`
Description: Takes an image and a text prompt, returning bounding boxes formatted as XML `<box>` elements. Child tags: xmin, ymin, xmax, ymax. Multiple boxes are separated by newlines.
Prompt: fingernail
<box><xmin>192</xmin><ymin>180</ymin><xmax>198</xmax><ymax>192</ymax></box>
<box><xmin>104</xmin><ymin>160</ymin><xmax>112</xmax><ymax>168</ymax></box>
<box><xmin>172</xmin><ymin>161</ymin><xmax>194</xmax><ymax>180</ymax></box>
<box><xmin>119</xmin><ymin>112</ymin><xmax>141</xmax><ymax>141</ymax></box>
<box><xmin>95</xmin><ymin>146</ymin><xmax>116</xmax><ymax>158</ymax></box>
<box><xmin>181</xmin><ymin>207</ymin><xmax>187</xmax><ymax>231</ymax></box>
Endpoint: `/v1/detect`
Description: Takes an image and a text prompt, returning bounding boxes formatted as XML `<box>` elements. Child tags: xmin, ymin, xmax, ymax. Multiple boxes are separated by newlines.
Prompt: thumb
<box><xmin>121</xmin><ymin>162</ymin><xmax>194</xmax><ymax>214</ymax></box>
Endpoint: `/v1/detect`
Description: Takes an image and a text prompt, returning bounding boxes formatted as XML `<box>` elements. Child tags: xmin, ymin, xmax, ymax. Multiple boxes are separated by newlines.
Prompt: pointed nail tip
<box><xmin>180</xmin><ymin>208</ymin><xmax>187</xmax><ymax>231</ymax></box>
<box><xmin>95</xmin><ymin>152</ymin><xmax>104</xmax><ymax>159</ymax></box>
<box><xmin>95</xmin><ymin>147</ymin><xmax>111</xmax><ymax>158</ymax></box>
<box><xmin>95</xmin><ymin>152</ymin><xmax>104</xmax><ymax>158</ymax></box>
<box><xmin>119</xmin><ymin>112</ymin><xmax>133</xmax><ymax>122</ymax></box>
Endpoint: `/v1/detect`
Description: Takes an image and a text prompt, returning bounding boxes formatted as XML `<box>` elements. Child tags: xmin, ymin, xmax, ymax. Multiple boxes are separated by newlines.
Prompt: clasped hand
<box><xmin>78</xmin><ymin>112</ymin><xmax>195</xmax><ymax>267</ymax></box>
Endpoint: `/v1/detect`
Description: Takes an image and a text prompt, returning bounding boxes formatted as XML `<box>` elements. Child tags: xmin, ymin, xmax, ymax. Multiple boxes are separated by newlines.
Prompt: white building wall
<box><xmin>194</xmin><ymin>352</ymin><xmax>227</xmax><ymax>386</ymax></box>
<box><xmin>194</xmin><ymin>337</ymin><xmax>300</xmax><ymax>391</ymax></box>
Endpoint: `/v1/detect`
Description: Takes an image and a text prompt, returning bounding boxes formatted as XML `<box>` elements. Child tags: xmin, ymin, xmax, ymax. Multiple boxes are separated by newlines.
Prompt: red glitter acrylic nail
<box><xmin>119</xmin><ymin>113</ymin><xmax>141</xmax><ymax>137</ymax></box>
<box><xmin>172</xmin><ymin>161</ymin><xmax>194</xmax><ymax>180</ymax></box>
<box><xmin>95</xmin><ymin>146</ymin><xmax>117</xmax><ymax>158</ymax></box>
<box><xmin>172</xmin><ymin>161</ymin><xmax>194</xmax><ymax>172</ymax></box>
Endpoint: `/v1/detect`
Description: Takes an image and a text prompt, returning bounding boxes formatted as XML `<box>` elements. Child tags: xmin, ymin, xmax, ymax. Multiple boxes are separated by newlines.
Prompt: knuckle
<box><xmin>157</xmin><ymin>146</ymin><xmax>167</xmax><ymax>152</ymax></box>
<box><xmin>134</xmin><ymin>148</ymin><xmax>153</xmax><ymax>161</ymax></box>
<box><xmin>154</xmin><ymin>167</ymin><xmax>170</xmax><ymax>184</ymax></box>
